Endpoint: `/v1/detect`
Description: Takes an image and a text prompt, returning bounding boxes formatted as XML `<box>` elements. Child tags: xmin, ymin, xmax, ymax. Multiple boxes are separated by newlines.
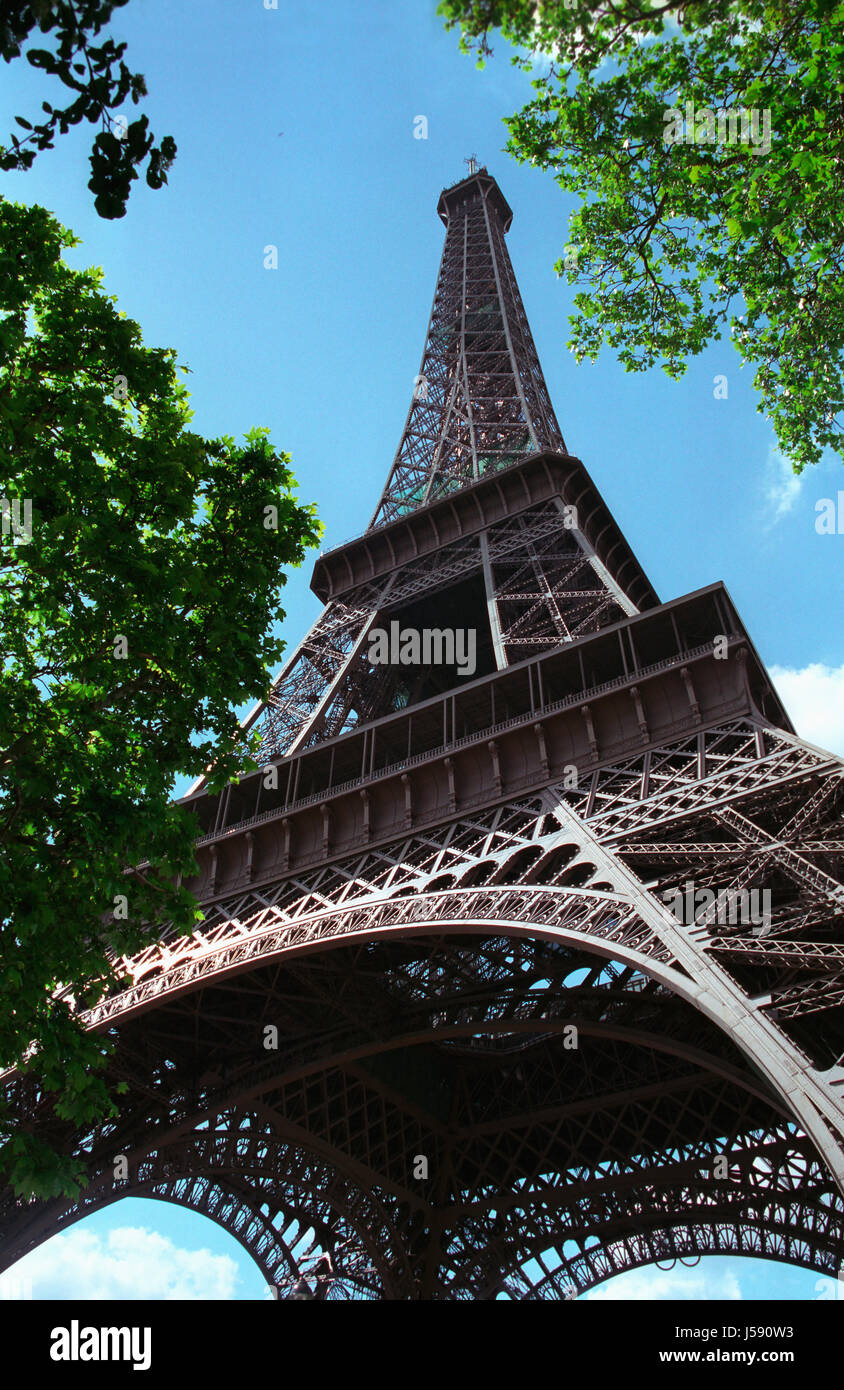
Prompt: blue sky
<box><xmin>2</xmin><ymin>0</ymin><xmax>843</xmax><ymax>1300</ymax></box>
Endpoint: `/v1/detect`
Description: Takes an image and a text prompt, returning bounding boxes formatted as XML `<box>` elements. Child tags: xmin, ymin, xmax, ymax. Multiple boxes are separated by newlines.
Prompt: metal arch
<box><xmin>126</xmin><ymin>1175</ymin><xmax>393</xmax><ymax>1300</ymax></box>
<box><xmin>70</xmin><ymin>881</ymin><xmax>844</xmax><ymax>1199</ymax></box>
<box><xmin>0</xmin><ymin>1131</ymin><xmax>404</xmax><ymax>1299</ymax></box>
<box><xmin>79</xmin><ymin>890</ymin><xmax>680</xmax><ymax>1023</ymax></box>
<box><xmin>473</xmin><ymin>1123</ymin><xmax>844</xmax><ymax>1299</ymax></box>
<box><xmin>114</xmin><ymin>1179</ymin><xmax>302</xmax><ymax>1290</ymax></box>
<box><xmin>4</xmin><ymin>990</ymin><xmax>840</xmax><ymax>1299</ymax></box>
<box><xmin>0</xmin><ymin>1173</ymin><xmax>295</xmax><ymax>1287</ymax></box>
<box><xmin>499</xmin><ymin>1211</ymin><xmax>843</xmax><ymax>1301</ymax></box>
<box><xmin>66</xmin><ymin>717</ymin><xmax>844</xmax><ymax>1203</ymax></box>
<box><xmin>3</xmin><ymin>928</ymin><xmax>839</xmax><ymax>1295</ymax></box>
<box><xmin>5</xmin><ymin>717</ymin><xmax>839</xmax><ymax>1294</ymax></box>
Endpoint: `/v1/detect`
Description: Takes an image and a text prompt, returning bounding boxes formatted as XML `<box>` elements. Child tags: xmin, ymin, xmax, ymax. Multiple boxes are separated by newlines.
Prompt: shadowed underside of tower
<box><xmin>3</xmin><ymin>170</ymin><xmax>844</xmax><ymax>1300</ymax></box>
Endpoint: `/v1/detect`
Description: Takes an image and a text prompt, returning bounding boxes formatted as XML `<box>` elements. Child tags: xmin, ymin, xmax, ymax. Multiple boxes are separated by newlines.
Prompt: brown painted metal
<box><xmin>2</xmin><ymin>169</ymin><xmax>844</xmax><ymax>1300</ymax></box>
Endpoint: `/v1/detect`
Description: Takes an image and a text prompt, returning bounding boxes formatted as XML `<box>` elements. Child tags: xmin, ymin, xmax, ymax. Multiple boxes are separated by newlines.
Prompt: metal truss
<box><xmin>3</xmin><ymin>170</ymin><xmax>843</xmax><ymax>1299</ymax></box>
<box><xmin>483</xmin><ymin>502</ymin><xmax>630</xmax><ymax>662</ymax></box>
<box><xmin>249</xmin><ymin>497</ymin><xmax>635</xmax><ymax>761</ymax></box>
<box><xmin>3</xmin><ymin>716</ymin><xmax>844</xmax><ymax>1298</ymax></box>
<box><xmin>251</xmin><ymin>582</ymin><xmax>389</xmax><ymax>763</ymax></box>
<box><xmin>234</xmin><ymin>168</ymin><xmax>641</xmax><ymax>764</ymax></box>
<box><xmin>370</xmin><ymin>168</ymin><xmax>565</xmax><ymax>528</ymax></box>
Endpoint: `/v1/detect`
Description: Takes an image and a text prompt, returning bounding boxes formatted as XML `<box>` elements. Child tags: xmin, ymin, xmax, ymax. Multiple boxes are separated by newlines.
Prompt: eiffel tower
<box><xmin>4</xmin><ymin>166</ymin><xmax>844</xmax><ymax>1301</ymax></box>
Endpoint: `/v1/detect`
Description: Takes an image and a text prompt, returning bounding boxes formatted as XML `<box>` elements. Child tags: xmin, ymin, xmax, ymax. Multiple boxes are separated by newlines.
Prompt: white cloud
<box><xmin>769</xmin><ymin>663</ymin><xmax>844</xmax><ymax>758</ymax></box>
<box><xmin>586</xmin><ymin>1265</ymin><xmax>743</xmax><ymax>1301</ymax></box>
<box><xmin>763</xmin><ymin>443</ymin><xmax>804</xmax><ymax>522</ymax></box>
<box><xmin>0</xmin><ymin>1225</ymin><xmax>241</xmax><ymax>1301</ymax></box>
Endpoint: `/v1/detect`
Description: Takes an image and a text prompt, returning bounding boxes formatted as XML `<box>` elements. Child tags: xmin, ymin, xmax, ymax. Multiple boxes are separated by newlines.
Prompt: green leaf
<box><xmin>0</xmin><ymin>194</ymin><xmax>320</xmax><ymax>1196</ymax></box>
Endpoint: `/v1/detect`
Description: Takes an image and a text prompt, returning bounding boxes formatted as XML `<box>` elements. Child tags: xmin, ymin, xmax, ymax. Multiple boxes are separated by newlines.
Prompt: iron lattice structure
<box><xmin>3</xmin><ymin>169</ymin><xmax>844</xmax><ymax>1300</ymax></box>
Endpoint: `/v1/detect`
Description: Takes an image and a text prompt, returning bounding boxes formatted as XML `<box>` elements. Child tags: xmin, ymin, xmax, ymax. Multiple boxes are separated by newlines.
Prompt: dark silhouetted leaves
<box><xmin>2</xmin><ymin>1</ymin><xmax>175</xmax><ymax>218</ymax></box>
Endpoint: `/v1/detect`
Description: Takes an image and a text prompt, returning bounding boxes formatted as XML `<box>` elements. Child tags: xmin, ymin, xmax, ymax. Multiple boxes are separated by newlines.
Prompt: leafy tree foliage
<box><xmin>440</xmin><ymin>0</ymin><xmax>844</xmax><ymax>472</ymax></box>
<box><xmin>1</xmin><ymin>0</ymin><xmax>174</xmax><ymax>218</ymax></box>
<box><xmin>0</xmin><ymin>197</ymin><xmax>321</xmax><ymax>1196</ymax></box>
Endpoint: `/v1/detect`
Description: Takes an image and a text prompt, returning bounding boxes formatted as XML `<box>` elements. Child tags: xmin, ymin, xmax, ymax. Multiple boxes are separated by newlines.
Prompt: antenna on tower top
<box><xmin>465</xmin><ymin>154</ymin><xmax>479</xmax><ymax>175</ymax></box>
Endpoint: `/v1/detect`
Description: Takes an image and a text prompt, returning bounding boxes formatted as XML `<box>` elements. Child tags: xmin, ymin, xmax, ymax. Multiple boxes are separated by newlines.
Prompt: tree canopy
<box><xmin>0</xmin><ymin>196</ymin><xmax>320</xmax><ymax>1197</ymax></box>
<box><xmin>1</xmin><ymin>0</ymin><xmax>174</xmax><ymax>218</ymax></box>
<box><xmin>440</xmin><ymin>0</ymin><xmax>844</xmax><ymax>472</ymax></box>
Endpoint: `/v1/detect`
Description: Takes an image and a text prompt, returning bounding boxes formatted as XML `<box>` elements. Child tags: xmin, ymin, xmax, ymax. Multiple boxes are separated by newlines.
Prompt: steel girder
<box><xmin>250</xmin><ymin>496</ymin><xmax>637</xmax><ymax>763</ymax></box>
<box><xmin>3</xmin><ymin>717</ymin><xmax>844</xmax><ymax>1298</ymax></box>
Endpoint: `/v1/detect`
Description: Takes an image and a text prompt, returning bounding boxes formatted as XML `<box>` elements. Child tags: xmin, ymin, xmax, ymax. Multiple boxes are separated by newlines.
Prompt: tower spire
<box><xmin>370</xmin><ymin>167</ymin><xmax>566</xmax><ymax>529</ymax></box>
